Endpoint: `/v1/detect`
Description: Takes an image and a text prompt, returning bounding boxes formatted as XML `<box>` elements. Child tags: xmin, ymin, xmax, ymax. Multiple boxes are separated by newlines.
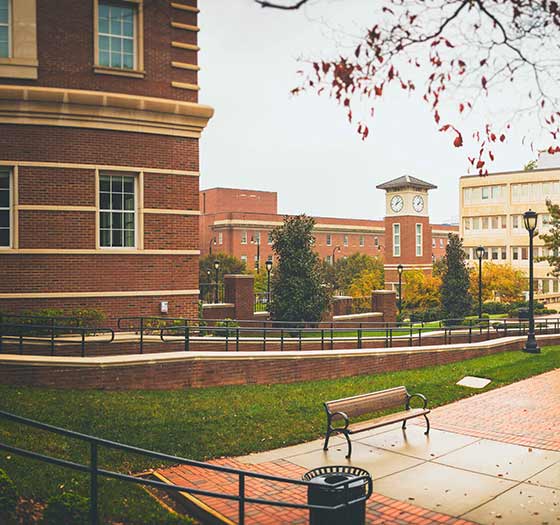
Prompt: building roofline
<box><xmin>460</xmin><ymin>166</ymin><xmax>560</xmax><ymax>179</ymax></box>
<box><xmin>200</xmin><ymin>186</ymin><xmax>277</xmax><ymax>194</ymax></box>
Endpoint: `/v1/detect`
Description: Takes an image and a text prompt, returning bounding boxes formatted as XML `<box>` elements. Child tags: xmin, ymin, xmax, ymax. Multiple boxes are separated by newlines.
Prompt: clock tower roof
<box><xmin>376</xmin><ymin>175</ymin><xmax>437</xmax><ymax>191</ymax></box>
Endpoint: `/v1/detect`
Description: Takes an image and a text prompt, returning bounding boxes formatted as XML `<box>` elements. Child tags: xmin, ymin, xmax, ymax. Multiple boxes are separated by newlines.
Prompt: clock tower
<box><xmin>376</xmin><ymin>175</ymin><xmax>437</xmax><ymax>291</ymax></box>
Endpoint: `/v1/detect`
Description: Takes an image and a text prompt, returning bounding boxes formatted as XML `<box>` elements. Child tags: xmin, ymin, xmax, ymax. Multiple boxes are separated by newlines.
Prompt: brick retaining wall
<box><xmin>0</xmin><ymin>334</ymin><xmax>557</xmax><ymax>390</ymax></box>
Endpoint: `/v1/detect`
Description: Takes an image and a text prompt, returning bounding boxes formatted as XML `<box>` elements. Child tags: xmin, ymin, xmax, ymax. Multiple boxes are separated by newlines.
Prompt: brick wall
<box><xmin>0</xmin><ymin>334</ymin><xmax>550</xmax><ymax>390</ymax></box>
<box><xmin>144</xmin><ymin>174</ymin><xmax>199</xmax><ymax>210</ymax></box>
<box><xmin>2</xmin><ymin>0</ymin><xmax>200</xmax><ymax>103</ymax></box>
<box><xmin>144</xmin><ymin>215</ymin><xmax>198</xmax><ymax>250</ymax></box>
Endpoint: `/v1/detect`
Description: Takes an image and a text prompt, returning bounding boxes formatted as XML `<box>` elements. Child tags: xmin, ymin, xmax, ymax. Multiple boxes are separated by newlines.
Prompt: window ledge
<box><xmin>93</xmin><ymin>66</ymin><xmax>145</xmax><ymax>79</ymax></box>
<box><xmin>0</xmin><ymin>58</ymin><xmax>38</xmax><ymax>79</ymax></box>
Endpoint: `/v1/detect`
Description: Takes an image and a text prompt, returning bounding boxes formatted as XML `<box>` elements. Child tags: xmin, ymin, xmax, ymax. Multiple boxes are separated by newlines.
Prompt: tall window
<box><xmin>0</xmin><ymin>0</ymin><xmax>9</xmax><ymax>58</ymax></box>
<box><xmin>343</xmin><ymin>235</ymin><xmax>349</xmax><ymax>247</ymax></box>
<box><xmin>326</xmin><ymin>233</ymin><xmax>332</xmax><ymax>246</ymax></box>
<box><xmin>359</xmin><ymin>235</ymin><xmax>365</xmax><ymax>247</ymax></box>
<box><xmin>218</xmin><ymin>232</ymin><xmax>223</xmax><ymax>245</ymax></box>
<box><xmin>393</xmin><ymin>223</ymin><xmax>400</xmax><ymax>257</ymax></box>
<box><xmin>415</xmin><ymin>224</ymin><xmax>422</xmax><ymax>256</ymax></box>
<box><xmin>98</xmin><ymin>1</ymin><xmax>136</xmax><ymax>70</ymax></box>
<box><xmin>268</xmin><ymin>231</ymin><xmax>273</xmax><ymax>245</ymax></box>
<box><xmin>241</xmin><ymin>230</ymin><xmax>247</xmax><ymax>244</ymax></box>
<box><xmin>99</xmin><ymin>173</ymin><xmax>136</xmax><ymax>248</ymax></box>
<box><xmin>0</xmin><ymin>167</ymin><xmax>10</xmax><ymax>247</ymax></box>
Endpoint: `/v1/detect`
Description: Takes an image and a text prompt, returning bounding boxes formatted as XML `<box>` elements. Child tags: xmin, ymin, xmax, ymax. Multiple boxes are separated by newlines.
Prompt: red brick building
<box><xmin>200</xmin><ymin>184</ymin><xmax>458</xmax><ymax>283</ymax></box>
<box><xmin>0</xmin><ymin>0</ymin><xmax>213</xmax><ymax>320</ymax></box>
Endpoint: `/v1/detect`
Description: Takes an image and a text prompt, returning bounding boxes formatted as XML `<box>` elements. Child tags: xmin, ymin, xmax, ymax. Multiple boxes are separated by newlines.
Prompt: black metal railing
<box><xmin>3</xmin><ymin>315</ymin><xmax>560</xmax><ymax>357</ymax></box>
<box><xmin>254</xmin><ymin>292</ymin><xmax>270</xmax><ymax>312</ymax></box>
<box><xmin>0</xmin><ymin>410</ymin><xmax>372</xmax><ymax>525</ymax></box>
<box><xmin>199</xmin><ymin>282</ymin><xmax>225</xmax><ymax>304</ymax></box>
<box><xmin>0</xmin><ymin>322</ymin><xmax>114</xmax><ymax>357</ymax></box>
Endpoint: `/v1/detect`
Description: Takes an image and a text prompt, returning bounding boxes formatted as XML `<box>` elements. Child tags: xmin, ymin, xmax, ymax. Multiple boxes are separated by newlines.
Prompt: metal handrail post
<box><xmin>81</xmin><ymin>330</ymin><xmax>86</xmax><ymax>357</ymax></box>
<box><xmin>184</xmin><ymin>326</ymin><xmax>189</xmax><ymax>352</ymax></box>
<box><xmin>139</xmin><ymin>318</ymin><xmax>144</xmax><ymax>354</ymax></box>
<box><xmin>263</xmin><ymin>328</ymin><xmax>266</xmax><ymax>352</ymax></box>
<box><xmin>239</xmin><ymin>473</ymin><xmax>245</xmax><ymax>525</ymax></box>
<box><xmin>90</xmin><ymin>441</ymin><xmax>99</xmax><ymax>525</ymax></box>
<box><xmin>50</xmin><ymin>323</ymin><xmax>55</xmax><ymax>356</ymax></box>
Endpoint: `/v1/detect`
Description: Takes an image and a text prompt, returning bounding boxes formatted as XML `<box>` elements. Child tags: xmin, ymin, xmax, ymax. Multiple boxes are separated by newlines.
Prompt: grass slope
<box><xmin>0</xmin><ymin>346</ymin><xmax>558</xmax><ymax>523</ymax></box>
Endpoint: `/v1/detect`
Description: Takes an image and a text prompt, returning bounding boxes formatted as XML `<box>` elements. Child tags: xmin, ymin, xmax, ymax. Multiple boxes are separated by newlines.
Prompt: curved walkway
<box><xmin>155</xmin><ymin>369</ymin><xmax>560</xmax><ymax>524</ymax></box>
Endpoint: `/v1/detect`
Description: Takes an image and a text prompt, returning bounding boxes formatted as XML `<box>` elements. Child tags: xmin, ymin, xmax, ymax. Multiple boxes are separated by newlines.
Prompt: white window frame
<box><xmin>268</xmin><ymin>231</ymin><xmax>273</xmax><ymax>245</ymax></box>
<box><xmin>94</xmin><ymin>0</ymin><xmax>144</xmax><ymax>76</ymax></box>
<box><xmin>241</xmin><ymin>230</ymin><xmax>247</xmax><ymax>244</ymax></box>
<box><xmin>0</xmin><ymin>0</ymin><xmax>10</xmax><ymax>58</ymax></box>
<box><xmin>393</xmin><ymin>223</ymin><xmax>401</xmax><ymax>257</ymax></box>
<box><xmin>218</xmin><ymin>232</ymin><xmax>223</xmax><ymax>245</ymax></box>
<box><xmin>343</xmin><ymin>235</ymin><xmax>349</xmax><ymax>247</ymax></box>
<box><xmin>326</xmin><ymin>233</ymin><xmax>332</xmax><ymax>246</ymax></box>
<box><xmin>359</xmin><ymin>235</ymin><xmax>365</xmax><ymax>247</ymax></box>
<box><xmin>240</xmin><ymin>255</ymin><xmax>247</xmax><ymax>264</ymax></box>
<box><xmin>415</xmin><ymin>223</ymin><xmax>422</xmax><ymax>257</ymax></box>
<box><xmin>0</xmin><ymin>167</ymin><xmax>11</xmax><ymax>248</ymax></box>
<box><xmin>99</xmin><ymin>172</ymin><xmax>137</xmax><ymax>249</ymax></box>
<box><xmin>481</xmin><ymin>187</ymin><xmax>489</xmax><ymax>200</ymax></box>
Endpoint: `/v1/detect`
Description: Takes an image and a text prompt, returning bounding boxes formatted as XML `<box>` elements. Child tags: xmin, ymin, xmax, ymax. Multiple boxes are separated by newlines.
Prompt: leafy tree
<box><xmin>333</xmin><ymin>253</ymin><xmax>385</xmax><ymax>294</ymax></box>
<box><xmin>255</xmin><ymin>0</ymin><xmax>560</xmax><ymax>171</ymax></box>
<box><xmin>199</xmin><ymin>253</ymin><xmax>247</xmax><ymax>284</ymax></box>
<box><xmin>469</xmin><ymin>262</ymin><xmax>525</xmax><ymax>304</ymax></box>
<box><xmin>441</xmin><ymin>234</ymin><xmax>472</xmax><ymax>319</ymax></box>
<box><xmin>252</xmin><ymin>269</ymin><xmax>270</xmax><ymax>293</ymax></box>
<box><xmin>348</xmin><ymin>268</ymin><xmax>383</xmax><ymax>298</ymax></box>
<box><xmin>432</xmin><ymin>257</ymin><xmax>447</xmax><ymax>278</ymax></box>
<box><xmin>269</xmin><ymin>215</ymin><xmax>331</xmax><ymax>322</ymax></box>
<box><xmin>402</xmin><ymin>270</ymin><xmax>442</xmax><ymax>311</ymax></box>
<box><xmin>539</xmin><ymin>199</ymin><xmax>560</xmax><ymax>277</ymax></box>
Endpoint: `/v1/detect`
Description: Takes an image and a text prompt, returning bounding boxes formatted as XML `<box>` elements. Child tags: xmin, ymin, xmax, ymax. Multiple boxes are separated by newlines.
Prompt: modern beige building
<box><xmin>460</xmin><ymin>160</ymin><xmax>560</xmax><ymax>301</ymax></box>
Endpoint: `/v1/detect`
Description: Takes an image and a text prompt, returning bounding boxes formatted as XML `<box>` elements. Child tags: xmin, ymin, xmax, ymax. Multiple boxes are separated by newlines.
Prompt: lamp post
<box><xmin>332</xmin><ymin>246</ymin><xmax>341</xmax><ymax>265</ymax></box>
<box><xmin>397</xmin><ymin>264</ymin><xmax>404</xmax><ymax>314</ymax></box>
<box><xmin>208</xmin><ymin>237</ymin><xmax>216</xmax><ymax>256</ymax></box>
<box><xmin>265</xmin><ymin>259</ymin><xmax>273</xmax><ymax>306</ymax></box>
<box><xmin>251</xmin><ymin>235</ymin><xmax>261</xmax><ymax>273</ymax></box>
<box><xmin>523</xmin><ymin>210</ymin><xmax>540</xmax><ymax>353</ymax></box>
<box><xmin>475</xmin><ymin>246</ymin><xmax>486</xmax><ymax>320</ymax></box>
<box><xmin>213</xmin><ymin>259</ymin><xmax>220</xmax><ymax>304</ymax></box>
<box><xmin>206</xmin><ymin>269</ymin><xmax>211</xmax><ymax>303</ymax></box>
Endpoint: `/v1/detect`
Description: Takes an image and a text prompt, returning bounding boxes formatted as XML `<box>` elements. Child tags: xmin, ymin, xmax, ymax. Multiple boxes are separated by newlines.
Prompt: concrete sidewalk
<box><xmin>155</xmin><ymin>370</ymin><xmax>560</xmax><ymax>524</ymax></box>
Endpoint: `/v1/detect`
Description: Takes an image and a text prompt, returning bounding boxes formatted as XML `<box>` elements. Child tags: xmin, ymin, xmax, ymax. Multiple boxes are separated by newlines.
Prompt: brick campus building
<box><xmin>200</xmin><ymin>180</ymin><xmax>458</xmax><ymax>291</ymax></box>
<box><xmin>0</xmin><ymin>0</ymin><xmax>213</xmax><ymax>320</ymax></box>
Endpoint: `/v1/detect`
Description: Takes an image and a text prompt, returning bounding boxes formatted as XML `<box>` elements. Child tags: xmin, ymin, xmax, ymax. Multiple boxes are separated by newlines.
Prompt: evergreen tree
<box><xmin>441</xmin><ymin>234</ymin><xmax>472</xmax><ymax>320</ymax></box>
<box><xmin>269</xmin><ymin>215</ymin><xmax>330</xmax><ymax>322</ymax></box>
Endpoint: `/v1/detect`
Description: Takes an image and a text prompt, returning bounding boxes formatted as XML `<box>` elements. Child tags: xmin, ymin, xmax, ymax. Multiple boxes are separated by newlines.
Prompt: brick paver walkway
<box><xmin>154</xmin><ymin>370</ymin><xmax>560</xmax><ymax>524</ymax></box>
<box><xmin>157</xmin><ymin>457</ymin><xmax>474</xmax><ymax>525</ymax></box>
<box><xmin>424</xmin><ymin>369</ymin><xmax>560</xmax><ymax>451</ymax></box>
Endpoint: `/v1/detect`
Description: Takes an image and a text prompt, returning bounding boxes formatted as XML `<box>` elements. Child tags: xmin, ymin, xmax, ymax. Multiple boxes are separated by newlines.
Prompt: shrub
<box><xmin>0</xmin><ymin>469</ymin><xmax>17</xmax><ymax>523</ymax></box>
<box><xmin>478</xmin><ymin>302</ymin><xmax>510</xmax><ymax>315</ymax></box>
<box><xmin>408</xmin><ymin>308</ymin><xmax>444</xmax><ymax>323</ymax></box>
<box><xmin>210</xmin><ymin>319</ymin><xmax>240</xmax><ymax>336</ymax></box>
<box><xmin>42</xmin><ymin>492</ymin><xmax>89</xmax><ymax>525</ymax></box>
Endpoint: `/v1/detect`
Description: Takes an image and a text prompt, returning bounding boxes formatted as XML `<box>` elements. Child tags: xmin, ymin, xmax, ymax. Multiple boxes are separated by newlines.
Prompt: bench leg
<box><xmin>323</xmin><ymin>430</ymin><xmax>331</xmax><ymax>451</ymax></box>
<box><xmin>402</xmin><ymin>419</ymin><xmax>407</xmax><ymax>430</ymax></box>
<box><xmin>344</xmin><ymin>432</ymin><xmax>352</xmax><ymax>459</ymax></box>
<box><xmin>424</xmin><ymin>414</ymin><xmax>430</xmax><ymax>435</ymax></box>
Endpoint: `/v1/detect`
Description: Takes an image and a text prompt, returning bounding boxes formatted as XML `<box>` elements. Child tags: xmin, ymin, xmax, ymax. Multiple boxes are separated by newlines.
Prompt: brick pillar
<box><xmin>372</xmin><ymin>290</ymin><xmax>397</xmax><ymax>324</ymax></box>
<box><xmin>223</xmin><ymin>274</ymin><xmax>255</xmax><ymax>321</ymax></box>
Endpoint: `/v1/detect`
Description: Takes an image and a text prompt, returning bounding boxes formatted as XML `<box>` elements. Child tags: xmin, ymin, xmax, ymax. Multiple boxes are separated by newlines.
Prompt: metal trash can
<box><xmin>303</xmin><ymin>465</ymin><xmax>371</xmax><ymax>525</ymax></box>
<box><xmin>518</xmin><ymin>307</ymin><xmax>529</xmax><ymax>320</ymax></box>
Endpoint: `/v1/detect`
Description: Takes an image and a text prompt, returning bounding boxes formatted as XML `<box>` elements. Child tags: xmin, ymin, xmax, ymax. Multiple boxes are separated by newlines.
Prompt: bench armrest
<box><xmin>329</xmin><ymin>411</ymin><xmax>350</xmax><ymax>430</ymax></box>
<box><xmin>406</xmin><ymin>393</ymin><xmax>428</xmax><ymax>410</ymax></box>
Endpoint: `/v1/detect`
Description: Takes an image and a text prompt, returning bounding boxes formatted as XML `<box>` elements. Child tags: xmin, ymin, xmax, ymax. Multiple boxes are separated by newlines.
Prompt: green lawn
<box><xmin>0</xmin><ymin>346</ymin><xmax>558</xmax><ymax>523</ymax></box>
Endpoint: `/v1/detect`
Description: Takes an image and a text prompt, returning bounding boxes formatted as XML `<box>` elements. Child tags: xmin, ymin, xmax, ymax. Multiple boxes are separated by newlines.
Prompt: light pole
<box><xmin>523</xmin><ymin>210</ymin><xmax>540</xmax><ymax>353</ymax></box>
<box><xmin>265</xmin><ymin>259</ymin><xmax>273</xmax><ymax>306</ymax></box>
<box><xmin>397</xmin><ymin>264</ymin><xmax>404</xmax><ymax>315</ymax></box>
<box><xmin>332</xmin><ymin>246</ymin><xmax>341</xmax><ymax>265</ymax></box>
<box><xmin>251</xmin><ymin>235</ymin><xmax>261</xmax><ymax>273</ymax></box>
<box><xmin>475</xmin><ymin>246</ymin><xmax>486</xmax><ymax>320</ymax></box>
<box><xmin>213</xmin><ymin>259</ymin><xmax>220</xmax><ymax>304</ymax></box>
<box><xmin>208</xmin><ymin>237</ymin><xmax>216</xmax><ymax>256</ymax></box>
<box><xmin>206</xmin><ymin>269</ymin><xmax>211</xmax><ymax>303</ymax></box>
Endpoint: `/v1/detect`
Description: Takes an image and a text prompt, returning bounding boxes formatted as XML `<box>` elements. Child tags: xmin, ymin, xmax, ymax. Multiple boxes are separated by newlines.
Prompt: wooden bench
<box><xmin>323</xmin><ymin>386</ymin><xmax>430</xmax><ymax>458</ymax></box>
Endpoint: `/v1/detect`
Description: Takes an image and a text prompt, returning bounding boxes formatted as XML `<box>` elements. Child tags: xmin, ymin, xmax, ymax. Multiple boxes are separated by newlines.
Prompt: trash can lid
<box><xmin>303</xmin><ymin>465</ymin><xmax>371</xmax><ymax>488</ymax></box>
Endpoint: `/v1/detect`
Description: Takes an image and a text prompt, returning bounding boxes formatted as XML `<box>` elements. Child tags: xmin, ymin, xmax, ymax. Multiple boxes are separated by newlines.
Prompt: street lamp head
<box><xmin>213</xmin><ymin>260</ymin><xmax>220</xmax><ymax>270</ymax></box>
<box><xmin>523</xmin><ymin>210</ymin><xmax>538</xmax><ymax>232</ymax></box>
<box><xmin>265</xmin><ymin>260</ymin><xmax>273</xmax><ymax>272</ymax></box>
<box><xmin>397</xmin><ymin>264</ymin><xmax>404</xmax><ymax>275</ymax></box>
<box><xmin>475</xmin><ymin>246</ymin><xmax>486</xmax><ymax>260</ymax></box>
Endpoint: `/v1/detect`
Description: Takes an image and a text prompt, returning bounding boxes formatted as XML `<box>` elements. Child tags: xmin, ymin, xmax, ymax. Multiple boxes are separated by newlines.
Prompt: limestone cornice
<box><xmin>0</xmin><ymin>85</ymin><xmax>214</xmax><ymax>138</ymax></box>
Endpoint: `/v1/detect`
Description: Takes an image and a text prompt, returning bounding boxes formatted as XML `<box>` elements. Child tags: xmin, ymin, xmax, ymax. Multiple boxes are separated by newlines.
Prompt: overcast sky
<box><xmin>198</xmin><ymin>0</ymin><xmax>537</xmax><ymax>224</ymax></box>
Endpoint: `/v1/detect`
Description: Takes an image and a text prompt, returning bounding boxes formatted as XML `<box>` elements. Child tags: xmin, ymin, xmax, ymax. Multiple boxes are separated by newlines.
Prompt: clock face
<box><xmin>413</xmin><ymin>195</ymin><xmax>425</xmax><ymax>212</ymax></box>
<box><xmin>390</xmin><ymin>195</ymin><xmax>404</xmax><ymax>213</ymax></box>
